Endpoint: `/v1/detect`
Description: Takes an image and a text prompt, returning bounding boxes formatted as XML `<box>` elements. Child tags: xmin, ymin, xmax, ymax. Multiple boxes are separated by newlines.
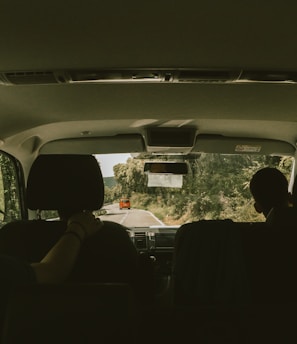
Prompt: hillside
<box><xmin>103</xmin><ymin>176</ymin><xmax>117</xmax><ymax>188</ymax></box>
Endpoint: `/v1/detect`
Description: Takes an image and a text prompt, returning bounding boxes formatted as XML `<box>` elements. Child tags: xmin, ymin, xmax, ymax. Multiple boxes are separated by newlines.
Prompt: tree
<box><xmin>0</xmin><ymin>154</ymin><xmax>21</xmax><ymax>223</ymax></box>
<box><xmin>105</xmin><ymin>153</ymin><xmax>294</xmax><ymax>224</ymax></box>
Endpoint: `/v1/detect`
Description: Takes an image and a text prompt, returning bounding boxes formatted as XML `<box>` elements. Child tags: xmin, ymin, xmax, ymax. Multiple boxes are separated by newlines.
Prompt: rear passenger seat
<box><xmin>2</xmin><ymin>283</ymin><xmax>137</xmax><ymax>344</ymax></box>
<box><xmin>173</xmin><ymin>219</ymin><xmax>297</xmax><ymax>306</ymax></box>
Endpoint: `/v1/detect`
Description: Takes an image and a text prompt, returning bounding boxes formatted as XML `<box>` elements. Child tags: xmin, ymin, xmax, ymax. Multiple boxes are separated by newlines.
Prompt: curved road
<box><xmin>97</xmin><ymin>203</ymin><xmax>164</xmax><ymax>227</ymax></box>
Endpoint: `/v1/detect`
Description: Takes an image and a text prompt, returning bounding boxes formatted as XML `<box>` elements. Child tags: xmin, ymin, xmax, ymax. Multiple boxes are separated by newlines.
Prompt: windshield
<box><xmin>94</xmin><ymin>153</ymin><xmax>294</xmax><ymax>227</ymax></box>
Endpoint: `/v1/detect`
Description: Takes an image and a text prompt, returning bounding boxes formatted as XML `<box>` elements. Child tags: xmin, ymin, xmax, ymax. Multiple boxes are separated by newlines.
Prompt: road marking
<box><xmin>120</xmin><ymin>210</ymin><xmax>129</xmax><ymax>225</ymax></box>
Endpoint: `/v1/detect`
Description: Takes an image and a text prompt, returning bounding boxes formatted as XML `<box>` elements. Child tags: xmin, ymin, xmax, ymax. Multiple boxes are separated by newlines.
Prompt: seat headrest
<box><xmin>27</xmin><ymin>154</ymin><xmax>104</xmax><ymax>211</ymax></box>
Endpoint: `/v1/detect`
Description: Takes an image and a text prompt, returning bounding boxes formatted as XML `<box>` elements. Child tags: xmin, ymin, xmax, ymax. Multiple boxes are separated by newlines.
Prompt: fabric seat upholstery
<box><xmin>173</xmin><ymin>220</ymin><xmax>251</xmax><ymax>306</ymax></box>
<box><xmin>2</xmin><ymin>283</ymin><xmax>137</xmax><ymax>344</ymax></box>
<box><xmin>174</xmin><ymin>219</ymin><xmax>297</xmax><ymax>306</ymax></box>
<box><xmin>26</xmin><ymin>154</ymin><xmax>104</xmax><ymax>213</ymax></box>
<box><xmin>0</xmin><ymin>154</ymin><xmax>139</xmax><ymax>287</ymax></box>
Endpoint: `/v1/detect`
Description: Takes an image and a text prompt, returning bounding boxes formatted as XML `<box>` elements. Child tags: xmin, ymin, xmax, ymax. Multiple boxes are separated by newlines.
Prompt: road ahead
<box><xmin>97</xmin><ymin>203</ymin><xmax>164</xmax><ymax>227</ymax></box>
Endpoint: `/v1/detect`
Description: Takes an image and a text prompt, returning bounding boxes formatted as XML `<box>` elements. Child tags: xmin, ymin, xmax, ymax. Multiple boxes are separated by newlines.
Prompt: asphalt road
<box><xmin>97</xmin><ymin>203</ymin><xmax>164</xmax><ymax>227</ymax></box>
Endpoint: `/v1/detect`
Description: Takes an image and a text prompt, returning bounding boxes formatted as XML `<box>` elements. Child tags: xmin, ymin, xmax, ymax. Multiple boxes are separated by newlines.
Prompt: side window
<box><xmin>0</xmin><ymin>152</ymin><xmax>23</xmax><ymax>226</ymax></box>
<box><xmin>42</xmin><ymin>210</ymin><xmax>59</xmax><ymax>220</ymax></box>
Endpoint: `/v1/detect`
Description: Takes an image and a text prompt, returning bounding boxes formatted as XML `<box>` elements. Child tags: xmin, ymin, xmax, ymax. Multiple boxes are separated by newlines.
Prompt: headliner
<box><xmin>1</xmin><ymin>1</ymin><xmax>297</xmax><ymax>162</ymax></box>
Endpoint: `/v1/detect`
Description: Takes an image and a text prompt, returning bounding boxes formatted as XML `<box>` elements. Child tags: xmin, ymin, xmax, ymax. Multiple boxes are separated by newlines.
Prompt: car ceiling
<box><xmin>1</xmin><ymin>1</ymin><xmax>297</xmax><ymax>160</ymax></box>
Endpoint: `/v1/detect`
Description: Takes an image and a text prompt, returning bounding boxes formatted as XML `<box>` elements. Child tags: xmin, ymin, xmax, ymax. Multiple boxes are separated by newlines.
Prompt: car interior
<box><xmin>0</xmin><ymin>1</ymin><xmax>297</xmax><ymax>343</ymax></box>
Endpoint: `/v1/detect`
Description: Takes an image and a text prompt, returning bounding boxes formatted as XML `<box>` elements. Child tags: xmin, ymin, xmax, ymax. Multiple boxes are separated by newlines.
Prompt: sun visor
<box><xmin>39</xmin><ymin>134</ymin><xmax>145</xmax><ymax>154</ymax></box>
<box><xmin>193</xmin><ymin>135</ymin><xmax>295</xmax><ymax>155</ymax></box>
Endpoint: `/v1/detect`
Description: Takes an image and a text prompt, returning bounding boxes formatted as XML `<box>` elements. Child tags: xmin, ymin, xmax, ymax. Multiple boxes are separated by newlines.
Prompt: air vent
<box><xmin>0</xmin><ymin>71</ymin><xmax>68</xmax><ymax>85</ymax></box>
<box><xmin>134</xmin><ymin>232</ymin><xmax>147</xmax><ymax>250</ymax></box>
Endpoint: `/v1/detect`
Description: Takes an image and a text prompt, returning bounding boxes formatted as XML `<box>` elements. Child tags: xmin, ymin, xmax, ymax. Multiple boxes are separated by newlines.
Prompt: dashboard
<box><xmin>128</xmin><ymin>227</ymin><xmax>178</xmax><ymax>297</ymax></box>
<box><xmin>128</xmin><ymin>227</ymin><xmax>178</xmax><ymax>253</ymax></box>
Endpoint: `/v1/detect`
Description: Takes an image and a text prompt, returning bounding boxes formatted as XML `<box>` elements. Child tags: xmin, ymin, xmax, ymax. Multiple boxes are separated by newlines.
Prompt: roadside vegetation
<box><xmin>0</xmin><ymin>154</ymin><xmax>21</xmax><ymax>223</ymax></box>
<box><xmin>104</xmin><ymin>154</ymin><xmax>293</xmax><ymax>225</ymax></box>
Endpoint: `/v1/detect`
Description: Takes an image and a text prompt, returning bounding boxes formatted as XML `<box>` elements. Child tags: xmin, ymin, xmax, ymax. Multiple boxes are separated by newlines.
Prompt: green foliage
<box><xmin>105</xmin><ymin>153</ymin><xmax>294</xmax><ymax>225</ymax></box>
<box><xmin>113</xmin><ymin>158</ymin><xmax>147</xmax><ymax>197</ymax></box>
<box><xmin>1</xmin><ymin>151</ymin><xmax>290</xmax><ymax>226</ymax></box>
<box><xmin>103</xmin><ymin>176</ymin><xmax>117</xmax><ymax>189</ymax></box>
<box><xmin>0</xmin><ymin>154</ymin><xmax>21</xmax><ymax>224</ymax></box>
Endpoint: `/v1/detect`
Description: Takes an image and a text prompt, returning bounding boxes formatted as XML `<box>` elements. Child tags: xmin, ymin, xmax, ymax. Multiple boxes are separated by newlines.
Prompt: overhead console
<box><xmin>145</xmin><ymin>127</ymin><xmax>197</xmax><ymax>154</ymax></box>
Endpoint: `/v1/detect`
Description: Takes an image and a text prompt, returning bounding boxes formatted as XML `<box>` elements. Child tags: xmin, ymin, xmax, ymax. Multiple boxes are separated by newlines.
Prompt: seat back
<box><xmin>0</xmin><ymin>220</ymin><xmax>66</xmax><ymax>261</ymax></box>
<box><xmin>2</xmin><ymin>283</ymin><xmax>137</xmax><ymax>344</ymax></box>
<box><xmin>139</xmin><ymin>303</ymin><xmax>297</xmax><ymax>344</ymax></box>
<box><xmin>0</xmin><ymin>154</ymin><xmax>104</xmax><ymax>262</ymax></box>
<box><xmin>26</xmin><ymin>154</ymin><xmax>104</xmax><ymax>212</ymax></box>
<box><xmin>241</xmin><ymin>222</ymin><xmax>297</xmax><ymax>303</ymax></box>
<box><xmin>174</xmin><ymin>219</ymin><xmax>297</xmax><ymax>306</ymax></box>
<box><xmin>0</xmin><ymin>154</ymin><xmax>150</xmax><ymax>305</ymax></box>
<box><xmin>173</xmin><ymin>220</ymin><xmax>251</xmax><ymax>306</ymax></box>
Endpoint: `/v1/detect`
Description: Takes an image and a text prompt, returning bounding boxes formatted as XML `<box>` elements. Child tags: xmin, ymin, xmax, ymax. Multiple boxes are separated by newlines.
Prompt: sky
<box><xmin>95</xmin><ymin>153</ymin><xmax>131</xmax><ymax>177</ymax></box>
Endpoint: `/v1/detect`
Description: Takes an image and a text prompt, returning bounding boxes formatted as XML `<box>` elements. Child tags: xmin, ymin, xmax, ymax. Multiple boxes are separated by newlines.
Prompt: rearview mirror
<box><xmin>144</xmin><ymin>161</ymin><xmax>189</xmax><ymax>188</ymax></box>
<box><xmin>144</xmin><ymin>162</ymin><xmax>189</xmax><ymax>175</ymax></box>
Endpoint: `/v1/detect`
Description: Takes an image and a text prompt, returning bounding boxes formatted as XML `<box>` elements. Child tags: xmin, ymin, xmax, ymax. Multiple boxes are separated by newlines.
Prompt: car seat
<box><xmin>240</xmin><ymin>222</ymin><xmax>297</xmax><ymax>304</ymax></box>
<box><xmin>173</xmin><ymin>218</ymin><xmax>297</xmax><ymax>306</ymax></box>
<box><xmin>0</xmin><ymin>154</ymin><xmax>154</xmax><ymax>306</ymax></box>
<box><xmin>172</xmin><ymin>219</ymin><xmax>251</xmax><ymax>306</ymax></box>
<box><xmin>2</xmin><ymin>283</ymin><xmax>137</xmax><ymax>344</ymax></box>
<box><xmin>0</xmin><ymin>155</ymin><xmax>140</xmax><ymax>284</ymax></box>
